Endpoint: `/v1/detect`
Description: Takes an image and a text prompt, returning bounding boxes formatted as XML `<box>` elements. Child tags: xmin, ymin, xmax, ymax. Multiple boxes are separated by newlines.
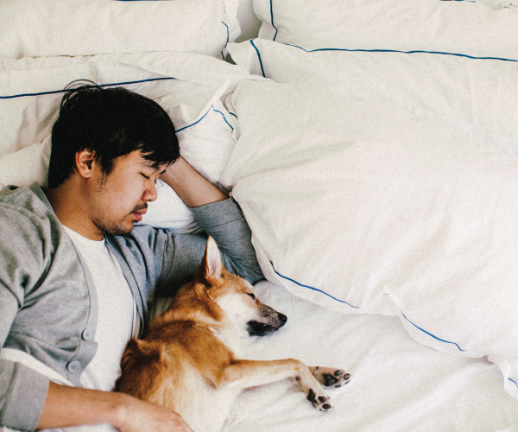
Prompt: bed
<box><xmin>1</xmin><ymin>0</ymin><xmax>518</xmax><ymax>431</ymax></box>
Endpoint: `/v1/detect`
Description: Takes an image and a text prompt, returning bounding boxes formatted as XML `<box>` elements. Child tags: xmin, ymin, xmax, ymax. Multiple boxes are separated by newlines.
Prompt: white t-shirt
<box><xmin>0</xmin><ymin>229</ymin><xmax>141</xmax><ymax>432</ymax></box>
<box><xmin>64</xmin><ymin>227</ymin><xmax>138</xmax><ymax>392</ymax></box>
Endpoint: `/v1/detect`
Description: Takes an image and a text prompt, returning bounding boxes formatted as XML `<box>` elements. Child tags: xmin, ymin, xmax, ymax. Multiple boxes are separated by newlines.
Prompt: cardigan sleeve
<box><xmin>0</xmin><ymin>205</ymin><xmax>51</xmax><ymax>430</ymax></box>
<box><xmin>133</xmin><ymin>197</ymin><xmax>264</xmax><ymax>297</ymax></box>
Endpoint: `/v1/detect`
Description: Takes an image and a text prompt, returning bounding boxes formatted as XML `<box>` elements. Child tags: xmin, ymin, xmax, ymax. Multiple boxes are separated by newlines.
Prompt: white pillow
<box><xmin>142</xmin><ymin>179</ymin><xmax>199</xmax><ymax>233</ymax></box>
<box><xmin>0</xmin><ymin>52</ymin><xmax>251</xmax><ymax>158</ymax></box>
<box><xmin>220</xmin><ymin>80</ymin><xmax>518</xmax><ymax>396</ymax></box>
<box><xmin>0</xmin><ymin>0</ymin><xmax>239</xmax><ymax>59</ymax></box>
<box><xmin>253</xmin><ymin>0</ymin><xmax>518</xmax><ymax>59</ymax></box>
<box><xmin>0</xmin><ymin>100</ymin><xmax>237</xmax><ymax>234</ymax></box>
<box><xmin>477</xmin><ymin>0</ymin><xmax>518</xmax><ymax>9</ymax></box>
<box><xmin>0</xmin><ymin>52</ymin><xmax>249</xmax><ymax>233</ymax></box>
<box><xmin>228</xmin><ymin>39</ymin><xmax>518</xmax><ymax>150</ymax></box>
<box><xmin>0</xmin><ymin>137</ymin><xmax>51</xmax><ymax>191</ymax></box>
<box><xmin>144</xmin><ymin>96</ymin><xmax>238</xmax><ymax>232</ymax></box>
<box><xmin>235</xmin><ymin>0</ymin><xmax>261</xmax><ymax>42</ymax></box>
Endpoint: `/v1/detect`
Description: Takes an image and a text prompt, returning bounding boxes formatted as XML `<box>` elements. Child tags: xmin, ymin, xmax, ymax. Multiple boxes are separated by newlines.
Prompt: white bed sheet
<box><xmin>1</xmin><ymin>2</ymin><xmax>518</xmax><ymax>429</ymax></box>
<box><xmin>227</xmin><ymin>281</ymin><xmax>518</xmax><ymax>432</ymax></box>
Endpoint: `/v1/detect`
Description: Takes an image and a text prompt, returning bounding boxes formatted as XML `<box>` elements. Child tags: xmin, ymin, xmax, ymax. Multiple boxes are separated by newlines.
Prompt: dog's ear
<box><xmin>202</xmin><ymin>236</ymin><xmax>224</xmax><ymax>282</ymax></box>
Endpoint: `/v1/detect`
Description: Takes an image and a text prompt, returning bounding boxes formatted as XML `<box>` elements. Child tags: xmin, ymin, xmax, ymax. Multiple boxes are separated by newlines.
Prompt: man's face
<box><xmin>88</xmin><ymin>151</ymin><xmax>166</xmax><ymax>236</ymax></box>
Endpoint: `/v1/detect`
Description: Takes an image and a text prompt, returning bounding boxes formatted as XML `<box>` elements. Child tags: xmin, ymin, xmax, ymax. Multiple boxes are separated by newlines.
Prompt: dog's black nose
<box><xmin>278</xmin><ymin>313</ymin><xmax>287</xmax><ymax>325</ymax></box>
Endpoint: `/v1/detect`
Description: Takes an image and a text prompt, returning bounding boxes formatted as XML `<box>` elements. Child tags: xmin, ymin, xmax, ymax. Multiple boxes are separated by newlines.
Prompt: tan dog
<box><xmin>116</xmin><ymin>237</ymin><xmax>350</xmax><ymax>432</ymax></box>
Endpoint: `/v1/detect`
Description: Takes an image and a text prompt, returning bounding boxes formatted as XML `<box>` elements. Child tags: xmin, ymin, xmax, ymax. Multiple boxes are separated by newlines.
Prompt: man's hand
<box><xmin>36</xmin><ymin>381</ymin><xmax>193</xmax><ymax>432</ymax></box>
<box><xmin>116</xmin><ymin>393</ymin><xmax>194</xmax><ymax>432</ymax></box>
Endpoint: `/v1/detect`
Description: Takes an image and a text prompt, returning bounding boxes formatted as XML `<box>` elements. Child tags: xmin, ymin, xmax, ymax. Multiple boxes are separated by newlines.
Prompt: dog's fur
<box><xmin>116</xmin><ymin>237</ymin><xmax>350</xmax><ymax>432</ymax></box>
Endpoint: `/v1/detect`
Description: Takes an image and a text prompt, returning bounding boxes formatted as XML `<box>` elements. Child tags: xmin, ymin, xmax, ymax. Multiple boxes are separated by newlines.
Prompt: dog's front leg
<box><xmin>222</xmin><ymin>359</ymin><xmax>333</xmax><ymax>411</ymax></box>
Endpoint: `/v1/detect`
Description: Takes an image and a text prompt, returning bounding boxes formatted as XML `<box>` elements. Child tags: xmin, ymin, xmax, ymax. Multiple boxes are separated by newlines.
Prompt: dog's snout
<box><xmin>246</xmin><ymin>305</ymin><xmax>288</xmax><ymax>337</ymax></box>
<box><xmin>263</xmin><ymin>305</ymin><xmax>287</xmax><ymax>329</ymax></box>
<box><xmin>278</xmin><ymin>313</ymin><xmax>287</xmax><ymax>326</ymax></box>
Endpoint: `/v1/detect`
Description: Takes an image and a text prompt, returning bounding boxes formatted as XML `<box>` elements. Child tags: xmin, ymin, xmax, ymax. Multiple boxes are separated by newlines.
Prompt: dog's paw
<box><xmin>306</xmin><ymin>388</ymin><xmax>333</xmax><ymax>411</ymax></box>
<box><xmin>310</xmin><ymin>367</ymin><xmax>351</xmax><ymax>388</ymax></box>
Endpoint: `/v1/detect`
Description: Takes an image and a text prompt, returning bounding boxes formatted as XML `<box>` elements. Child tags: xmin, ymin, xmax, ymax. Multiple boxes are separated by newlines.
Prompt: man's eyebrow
<box><xmin>142</xmin><ymin>161</ymin><xmax>166</xmax><ymax>175</ymax></box>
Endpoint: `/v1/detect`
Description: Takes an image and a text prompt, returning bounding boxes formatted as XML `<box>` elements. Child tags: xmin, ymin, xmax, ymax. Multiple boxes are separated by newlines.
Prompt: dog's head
<box><xmin>194</xmin><ymin>236</ymin><xmax>287</xmax><ymax>337</ymax></box>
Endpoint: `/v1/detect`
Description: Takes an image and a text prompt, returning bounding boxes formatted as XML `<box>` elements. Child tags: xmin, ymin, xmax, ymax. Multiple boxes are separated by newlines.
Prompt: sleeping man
<box><xmin>0</xmin><ymin>84</ymin><xmax>264</xmax><ymax>432</ymax></box>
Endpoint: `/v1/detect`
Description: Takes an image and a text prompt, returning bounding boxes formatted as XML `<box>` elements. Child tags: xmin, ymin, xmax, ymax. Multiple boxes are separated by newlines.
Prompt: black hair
<box><xmin>48</xmin><ymin>81</ymin><xmax>180</xmax><ymax>188</ymax></box>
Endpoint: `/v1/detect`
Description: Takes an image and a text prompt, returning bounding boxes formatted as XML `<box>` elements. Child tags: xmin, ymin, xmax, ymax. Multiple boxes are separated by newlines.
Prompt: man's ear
<box><xmin>75</xmin><ymin>150</ymin><xmax>96</xmax><ymax>179</ymax></box>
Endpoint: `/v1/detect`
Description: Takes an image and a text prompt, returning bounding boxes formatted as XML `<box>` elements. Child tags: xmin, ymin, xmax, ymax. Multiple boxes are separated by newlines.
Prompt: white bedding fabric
<box><xmin>6</xmin><ymin>282</ymin><xmax>516</xmax><ymax>432</ymax></box>
<box><xmin>228</xmin><ymin>39</ymin><xmax>518</xmax><ymax>149</ymax></box>
<box><xmin>253</xmin><ymin>0</ymin><xmax>518</xmax><ymax>59</ymax></box>
<box><xmin>222</xmin><ymin>44</ymin><xmax>518</xmax><ymax>397</ymax></box>
<box><xmin>0</xmin><ymin>0</ymin><xmax>240</xmax><ymax>59</ymax></box>
<box><xmin>227</xmin><ymin>281</ymin><xmax>518</xmax><ymax>432</ymax></box>
<box><xmin>0</xmin><ymin>52</ymin><xmax>255</xmax><ymax>232</ymax></box>
<box><xmin>2</xmin><ymin>0</ymin><xmax>518</xmax><ymax>429</ymax></box>
<box><xmin>235</xmin><ymin>0</ymin><xmax>261</xmax><ymax>42</ymax></box>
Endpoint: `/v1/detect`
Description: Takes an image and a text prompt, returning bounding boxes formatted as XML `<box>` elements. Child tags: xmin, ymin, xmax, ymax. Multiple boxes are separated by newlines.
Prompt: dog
<box><xmin>116</xmin><ymin>236</ymin><xmax>350</xmax><ymax>432</ymax></box>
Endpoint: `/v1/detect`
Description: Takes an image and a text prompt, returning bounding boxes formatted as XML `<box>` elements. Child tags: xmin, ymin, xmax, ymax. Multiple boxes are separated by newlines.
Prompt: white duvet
<box><xmin>223</xmin><ymin>40</ymin><xmax>518</xmax><ymax>398</ymax></box>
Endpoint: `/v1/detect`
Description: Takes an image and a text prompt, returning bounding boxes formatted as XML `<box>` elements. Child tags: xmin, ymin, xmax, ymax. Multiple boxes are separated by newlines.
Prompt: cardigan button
<box><xmin>67</xmin><ymin>361</ymin><xmax>81</xmax><ymax>373</ymax></box>
<box><xmin>82</xmin><ymin>329</ymin><xmax>94</xmax><ymax>341</ymax></box>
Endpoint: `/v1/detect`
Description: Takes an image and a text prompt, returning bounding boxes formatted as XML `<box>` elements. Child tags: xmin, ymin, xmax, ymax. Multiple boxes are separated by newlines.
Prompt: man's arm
<box><xmin>157</xmin><ymin>157</ymin><xmax>264</xmax><ymax>287</ymax></box>
<box><xmin>37</xmin><ymin>382</ymin><xmax>193</xmax><ymax>432</ymax></box>
<box><xmin>159</xmin><ymin>156</ymin><xmax>227</xmax><ymax>208</ymax></box>
<box><xmin>0</xmin><ymin>205</ymin><xmax>51</xmax><ymax>430</ymax></box>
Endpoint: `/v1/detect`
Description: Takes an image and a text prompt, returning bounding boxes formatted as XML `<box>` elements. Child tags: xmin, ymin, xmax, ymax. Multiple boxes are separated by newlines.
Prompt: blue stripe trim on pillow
<box><xmin>229</xmin><ymin>112</ymin><xmax>238</xmax><ymax>119</ymax></box>
<box><xmin>401</xmin><ymin>312</ymin><xmax>465</xmax><ymax>352</ymax></box>
<box><xmin>0</xmin><ymin>75</ymin><xmax>233</xmax><ymax>132</ymax></box>
<box><xmin>269</xmin><ymin>0</ymin><xmax>279</xmax><ymax>41</ymax></box>
<box><xmin>250</xmin><ymin>40</ymin><xmax>266</xmax><ymax>77</ymax></box>
<box><xmin>222</xmin><ymin>21</ymin><xmax>230</xmax><ymax>47</ymax></box>
<box><xmin>0</xmin><ymin>77</ymin><xmax>176</xmax><ymax>99</ymax></box>
<box><xmin>269</xmin><ymin>261</ymin><xmax>359</xmax><ymax>309</ymax></box>
<box><xmin>212</xmin><ymin>108</ymin><xmax>234</xmax><ymax>130</ymax></box>
<box><xmin>266</xmin><ymin>0</ymin><xmax>478</xmax><ymax>42</ymax></box>
<box><xmin>282</xmin><ymin>42</ymin><xmax>518</xmax><ymax>63</ymax></box>
<box><xmin>176</xmin><ymin>105</ymin><xmax>233</xmax><ymax>133</ymax></box>
<box><xmin>176</xmin><ymin>109</ymin><xmax>211</xmax><ymax>133</ymax></box>
<box><xmin>221</xmin><ymin>21</ymin><xmax>230</xmax><ymax>61</ymax></box>
<box><xmin>270</xmin><ymin>260</ymin><xmax>517</xmax><ymax>358</ymax></box>
<box><xmin>248</xmin><ymin>39</ymin><xmax>518</xmax><ymax>64</ymax></box>
<box><xmin>510</xmin><ymin>377</ymin><xmax>518</xmax><ymax>388</ymax></box>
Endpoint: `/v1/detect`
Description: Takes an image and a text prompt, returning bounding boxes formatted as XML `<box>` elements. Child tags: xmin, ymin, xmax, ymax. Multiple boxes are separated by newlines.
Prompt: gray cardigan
<box><xmin>0</xmin><ymin>183</ymin><xmax>263</xmax><ymax>431</ymax></box>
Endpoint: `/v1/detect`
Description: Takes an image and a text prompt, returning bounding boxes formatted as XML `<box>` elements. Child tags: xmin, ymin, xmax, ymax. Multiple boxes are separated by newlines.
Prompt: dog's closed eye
<box><xmin>246</xmin><ymin>293</ymin><xmax>256</xmax><ymax>299</ymax></box>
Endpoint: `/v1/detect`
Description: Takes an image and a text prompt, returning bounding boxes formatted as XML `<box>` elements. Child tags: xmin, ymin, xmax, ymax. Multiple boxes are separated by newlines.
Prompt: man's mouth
<box><xmin>132</xmin><ymin>207</ymin><xmax>147</xmax><ymax>222</ymax></box>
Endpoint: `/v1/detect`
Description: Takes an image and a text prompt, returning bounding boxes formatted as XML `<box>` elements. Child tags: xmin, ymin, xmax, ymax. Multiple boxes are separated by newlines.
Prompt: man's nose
<box><xmin>144</xmin><ymin>184</ymin><xmax>158</xmax><ymax>202</ymax></box>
